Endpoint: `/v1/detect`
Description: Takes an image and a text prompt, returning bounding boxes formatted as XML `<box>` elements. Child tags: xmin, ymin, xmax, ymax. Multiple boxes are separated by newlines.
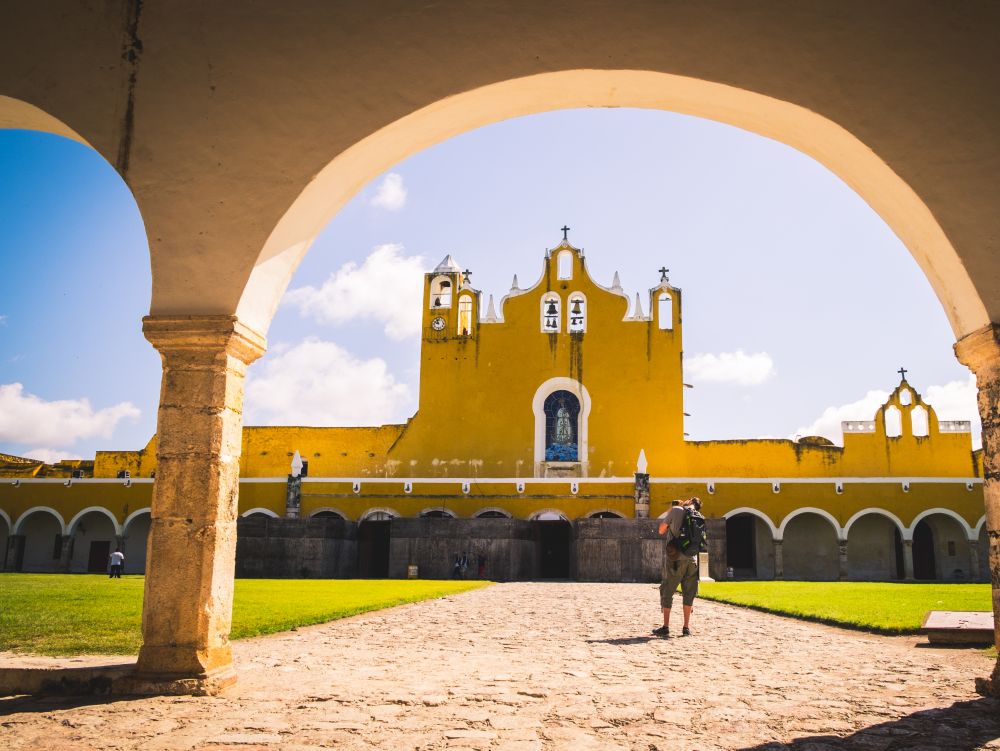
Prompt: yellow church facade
<box><xmin>0</xmin><ymin>241</ymin><xmax>986</xmax><ymax>583</ymax></box>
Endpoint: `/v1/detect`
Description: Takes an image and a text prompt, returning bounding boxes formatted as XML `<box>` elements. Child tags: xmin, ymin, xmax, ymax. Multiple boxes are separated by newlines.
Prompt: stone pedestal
<box><xmin>837</xmin><ymin>539</ymin><xmax>849</xmax><ymax>581</ymax></box>
<box><xmin>955</xmin><ymin>323</ymin><xmax>1000</xmax><ymax>695</ymax></box>
<box><xmin>3</xmin><ymin>534</ymin><xmax>24</xmax><ymax>572</ymax></box>
<box><xmin>285</xmin><ymin>474</ymin><xmax>302</xmax><ymax>518</ymax></box>
<box><xmin>773</xmin><ymin>539</ymin><xmax>783</xmax><ymax>579</ymax></box>
<box><xmin>132</xmin><ymin>315</ymin><xmax>265</xmax><ymax>694</ymax></box>
<box><xmin>633</xmin><ymin>472</ymin><xmax>650</xmax><ymax>519</ymax></box>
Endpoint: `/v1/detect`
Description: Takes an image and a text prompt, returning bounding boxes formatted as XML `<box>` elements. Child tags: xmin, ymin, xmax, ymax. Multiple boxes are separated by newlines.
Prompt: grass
<box><xmin>699</xmin><ymin>580</ymin><xmax>993</xmax><ymax>634</ymax></box>
<box><xmin>0</xmin><ymin>574</ymin><xmax>490</xmax><ymax>656</ymax></box>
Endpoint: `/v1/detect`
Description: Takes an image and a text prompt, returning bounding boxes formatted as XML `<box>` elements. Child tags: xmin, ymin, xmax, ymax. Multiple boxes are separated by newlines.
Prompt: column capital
<box><xmin>955</xmin><ymin>323</ymin><xmax>1000</xmax><ymax>377</ymax></box>
<box><xmin>142</xmin><ymin>315</ymin><xmax>266</xmax><ymax>366</ymax></box>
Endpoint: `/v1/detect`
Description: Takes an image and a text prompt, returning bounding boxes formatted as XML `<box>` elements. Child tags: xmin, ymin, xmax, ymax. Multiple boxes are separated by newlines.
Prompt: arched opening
<box><xmin>429</xmin><ymin>275</ymin><xmax>452</xmax><ymax>308</ymax></box>
<box><xmin>358</xmin><ymin>510</ymin><xmax>396</xmax><ymax>578</ymax></box>
<box><xmin>457</xmin><ymin>295</ymin><xmax>473</xmax><ymax>336</ymax></box>
<box><xmin>589</xmin><ymin>511</ymin><xmax>624</xmax><ymax>519</ymax></box>
<box><xmin>540</xmin><ymin>294</ymin><xmax>561</xmax><ymax>333</ymax></box>
<box><xmin>657</xmin><ymin>293</ymin><xmax>673</xmax><ymax>330</ymax></box>
<box><xmin>474</xmin><ymin>508</ymin><xmax>511</xmax><ymax>519</ymax></box>
<box><xmin>781</xmin><ymin>512</ymin><xmax>839</xmax><ymax>581</ymax></box>
<box><xmin>420</xmin><ymin>509</ymin><xmax>455</xmax><ymax>518</ymax></box>
<box><xmin>543</xmin><ymin>390</ymin><xmax>580</xmax><ymax>463</ymax></box>
<box><xmin>311</xmin><ymin>510</ymin><xmax>346</xmax><ymax>520</ymax></box>
<box><xmin>557</xmin><ymin>250</ymin><xmax>573</xmax><ymax>280</ymax></box>
<box><xmin>911</xmin><ymin>405</ymin><xmax>929</xmax><ymax>437</ymax></box>
<box><xmin>68</xmin><ymin>509</ymin><xmax>119</xmax><ymax>574</ymax></box>
<box><xmin>884</xmin><ymin>406</ymin><xmax>903</xmax><ymax>438</ymax></box>
<box><xmin>567</xmin><ymin>294</ymin><xmax>586</xmax><ymax>333</ymax></box>
<box><xmin>15</xmin><ymin>508</ymin><xmax>63</xmax><ymax>573</ymax></box>
<box><xmin>726</xmin><ymin>513</ymin><xmax>775</xmax><ymax>579</ymax></box>
<box><xmin>122</xmin><ymin>510</ymin><xmax>151</xmax><ymax>574</ymax></box>
<box><xmin>846</xmin><ymin>513</ymin><xmax>901</xmax><ymax>581</ymax></box>
<box><xmin>913</xmin><ymin>513</ymin><xmax>971</xmax><ymax>581</ymax></box>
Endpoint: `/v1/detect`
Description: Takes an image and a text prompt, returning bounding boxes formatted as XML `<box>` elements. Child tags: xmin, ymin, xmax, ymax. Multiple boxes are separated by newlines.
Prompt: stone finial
<box><xmin>484</xmin><ymin>295</ymin><xmax>499</xmax><ymax>322</ymax></box>
<box><xmin>291</xmin><ymin>450</ymin><xmax>303</xmax><ymax>477</ymax></box>
<box><xmin>510</xmin><ymin>274</ymin><xmax>519</xmax><ymax>292</ymax></box>
<box><xmin>633</xmin><ymin>293</ymin><xmax>645</xmax><ymax>320</ymax></box>
<box><xmin>611</xmin><ymin>271</ymin><xmax>622</xmax><ymax>292</ymax></box>
<box><xmin>636</xmin><ymin>449</ymin><xmax>648</xmax><ymax>474</ymax></box>
<box><xmin>434</xmin><ymin>255</ymin><xmax>462</xmax><ymax>273</ymax></box>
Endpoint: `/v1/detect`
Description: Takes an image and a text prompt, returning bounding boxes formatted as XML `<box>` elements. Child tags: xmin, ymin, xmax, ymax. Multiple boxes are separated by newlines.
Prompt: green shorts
<box><xmin>660</xmin><ymin>556</ymin><xmax>699</xmax><ymax>608</ymax></box>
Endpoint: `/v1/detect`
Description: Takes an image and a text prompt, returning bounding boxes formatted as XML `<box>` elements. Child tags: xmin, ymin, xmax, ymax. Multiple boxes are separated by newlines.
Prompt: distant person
<box><xmin>108</xmin><ymin>547</ymin><xmax>125</xmax><ymax>579</ymax></box>
<box><xmin>653</xmin><ymin>497</ymin><xmax>705</xmax><ymax>637</ymax></box>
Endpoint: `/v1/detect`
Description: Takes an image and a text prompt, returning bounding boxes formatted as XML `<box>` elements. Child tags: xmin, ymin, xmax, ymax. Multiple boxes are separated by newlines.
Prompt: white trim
<box><xmin>232</xmin><ymin>475</ymin><xmax>989</xmax><ymax>485</ymax></box>
<box><xmin>586</xmin><ymin>508</ymin><xmax>625</xmax><ymax>519</ymax></box>
<box><xmin>241</xmin><ymin>507</ymin><xmax>280</xmax><ymax>518</ymax></box>
<box><xmin>67</xmin><ymin>506</ymin><xmax>122</xmax><ymax>536</ymax></box>
<box><xmin>359</xmin><ymin>507</ymin><xmax>399</xmax><ymax>522</ymax></box>
<box><xmin>308</xmin><ymin>507</ymin><xmax>348</xmax><ymax>519</ymax></box>
<box><xmin>777</xmin><ymin>507</ymin><xmax>843</xmax><ymax>541</ymax></box>
<box><xmin>532</xmin><ymin>376</ymin><xmax>592</xmax><ymax>473</ymax></box>
<box><xmin>843</xmin><ymin>507</ymin><xmax>906</xmax><ymax>539</ymax></box>
<box><xmin>529</xmin><ymin>508</ymin><xmax>570</xmax><ymax>521</ymax></box>
<box><xmin>473</xmin><ymin>507</ymin><xmax>512</xmax><ymax>518</ymax></box>
<box><xmin>723</xmin><ymin>507</ymin><xmax>779</xmax><ymax>539</ymax></box>
<box><xmin>14</xmin><ymin>506</ymin><xmax>66</xmax><ymax>535</ymax></box>
<box><xmin>419</xmin><ymin>506</ymin><xmax>457</xmax><ymax>518</ymax></box>
<box><xmin>0</xmin><ymin>508</ymin><xmax>10</xmax><ymax>532</ymax></box>
<box><xmin>3</xmin><ymin>478</ymin><xmax>155</xmax><ymax>485</ymax></box>
<box><xmin>123</xmin><ymin>507</ymin><xmax>152</xmax><ymax>532</ymax></box>
<box><xmin>907</xmin><ymin>507</ymin><xmax>975</xmax><ymax>541</ymax></box>
<box><xmin>975</xmin><ymin>515</ymin><xmax>987</xmax><ymax>538</ymax></box>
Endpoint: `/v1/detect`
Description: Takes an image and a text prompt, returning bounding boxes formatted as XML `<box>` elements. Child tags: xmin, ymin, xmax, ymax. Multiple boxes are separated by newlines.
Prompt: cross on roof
<box><xmin>462</xmin><ymin>269</ymin><xmax>472</xmax><ymax>284</ymax></box>
<box><xmin>898</xmin><ymin>367</ymin><xmax>908</xmax><ymax>381</ymax></box>
<box><xmin>561</xmin><ymin>225</ymin><xmax>570</xmax><ymax>241</ymax></box>
<box><xmin>659</xmin><ymin>267</ymin><xmax>669</xmax><ymax>283</ymax></box>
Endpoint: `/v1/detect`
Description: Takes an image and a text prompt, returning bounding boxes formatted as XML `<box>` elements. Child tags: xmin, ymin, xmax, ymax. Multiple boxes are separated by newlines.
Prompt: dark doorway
<box><xmin>912</xmin><ymin>520</ymin><xmax>936</xmax><ymax>580</ymax></box>
<box><xmin>358</xmin><ymin>520</ymin><xmax>391</xmax><ymax>578</ymax></box>
<box><xmin>87</xmin><ymin>540</ymin><xmax>111</xmax><ymax>573</ymax></box>
<box><xmin>536</xmin><ymin>521</ymin><xmax>571</xmax><ymax>579</ymax></box>
<box><xmin>726</xmin><ymin>514</ymin><xmax>757</xmax><ymax>577</ymax></box>
<box><xmin>893</xmin><ymin>527</ymin><xmax>905</xmax><ymax>580</ymax></box>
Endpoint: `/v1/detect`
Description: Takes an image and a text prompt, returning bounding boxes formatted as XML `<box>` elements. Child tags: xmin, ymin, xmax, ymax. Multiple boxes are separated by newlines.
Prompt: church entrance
<box><xmin>536</xmin><ymin>521</ymin><xmax>572</xmax><ymax>579</ymax></box>
<box><xmin>357</xmin><ymin>520</ymin><xmax>391</xmax><ymax>578</ymax></box>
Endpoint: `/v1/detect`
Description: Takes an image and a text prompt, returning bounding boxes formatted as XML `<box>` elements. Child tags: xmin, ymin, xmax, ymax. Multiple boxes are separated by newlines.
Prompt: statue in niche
<box><xmin>554</xmin><ymin>406</ymin><xmax>573</xmax><ymax>444</ymax></box>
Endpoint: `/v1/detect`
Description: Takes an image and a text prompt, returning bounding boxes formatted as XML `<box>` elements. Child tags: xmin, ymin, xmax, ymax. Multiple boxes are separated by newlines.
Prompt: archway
<box><xmin>123</xmin><ymin>509</ymin><xmax>151</xmax><ymax>574</ymax></box>
<box><xmin>14</xmin><ymin>507</ymin><xmax>64</xmax><ymax>573</ymax></box>
<box><xmin>358</xmin><ymin>509</ymin><xmax>397</xmax><ymax>578</ymax></box>
<box><xmin>781</xmin><ymin>512</ymin><xmax>840</xmax><ymax>581</ymax></box>
<box><xmin>67</xmin><ymin>508</ymin><xmax>120</xmax><ymax>574</ymax></box>
<box><xmin>845</xmin><ymin>512</ymin><xmax>903</xmax><ymax>581</ymax></box>
<box><xmin>725</xmin><ymin>512</ymin><xmax>776</xmax><ymax>579</ymax></box>
<box><xmin>912</xmin><ymin>513</ymin><xmax>973</xmax><ymax>582</ymax></box>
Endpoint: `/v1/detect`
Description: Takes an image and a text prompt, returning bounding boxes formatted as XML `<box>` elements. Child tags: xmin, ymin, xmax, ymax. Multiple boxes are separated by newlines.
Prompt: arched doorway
<box><xmin>15</xmin><ymin>508</ymin><xmax>64</xmax><ymax>573</ymax></box>
<box><xmin>358</xmin><ymin>510</ymin><xmax>395</xmax><ymax>578</ymax></box>
<box><xmin>846</xmin><ymin>513</ymin><xmax>902</xmax><ymax>581</ymax></box>
<box><xmin>122</xmin><ymin>510</ymin><xmax>151</xmax><ymax>574</ymax></box>
<box><xmin>725</xmin><ymin>513</ymin><xmax>777</xmax><ymax>579</ymax></box>
<box><xmin>67</xmin><ymin>509</ymin><xmax>119</xmax><ymax>574</ymax></box>
<box><xmin>913</xmin><ymin>513</ymin><xmax>972</xmax><ymax>581</ymax></box>
<box><xmin>532</xmin><ymin>511</ymin><xmax>572</xmax><ymax>579</ymax></box>
<box><xmin>781</xmin><ymin>512</ymin><xmax>840</xmax><ymax>581</ymax></box>
<box><xmin>912</xmin><ymin>520</ymin><xmax>936</xmax><ymax>581</ymax></box>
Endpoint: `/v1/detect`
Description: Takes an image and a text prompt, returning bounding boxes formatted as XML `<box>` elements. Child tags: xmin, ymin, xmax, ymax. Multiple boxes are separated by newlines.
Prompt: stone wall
<box><xmin>235</xmin><ymin>516</ymin><xmax>357</xmax><ymax>578</ymax></box>
<box><xmin>573</xmin><ymin>519</ymin><xmax>662</xmax><ymax>582</ymax></box>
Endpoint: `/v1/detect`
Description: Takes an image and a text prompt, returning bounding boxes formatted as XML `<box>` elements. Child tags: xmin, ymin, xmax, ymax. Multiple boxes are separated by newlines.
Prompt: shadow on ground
<box><xmin>736</xmin><ymin>697</ymin><xmax>1000</xmax><ymax>750</ymax></box>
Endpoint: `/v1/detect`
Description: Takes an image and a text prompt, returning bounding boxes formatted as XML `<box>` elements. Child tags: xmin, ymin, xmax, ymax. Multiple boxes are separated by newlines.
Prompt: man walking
<box><xmin>653</xmin><ymin>497</ymin><xmax>703</xmax><ymax>637</ymax></box>
<box><xmin>108</xmin><ymin>547</ymin><xmax>125</xmax><ymax>578</ymax></box>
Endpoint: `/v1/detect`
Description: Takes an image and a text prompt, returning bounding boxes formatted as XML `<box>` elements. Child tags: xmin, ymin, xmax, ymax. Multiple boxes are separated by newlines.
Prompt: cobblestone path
<box><xmin>2</xmin><ymin>582</ymin><xmax>1000</xmax><ymax>750</ymax></box>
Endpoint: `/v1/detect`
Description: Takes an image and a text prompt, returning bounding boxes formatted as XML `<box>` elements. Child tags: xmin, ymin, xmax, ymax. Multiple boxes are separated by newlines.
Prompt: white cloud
<box><xmin>370</xmin><ymin>172</ymin><xmax>407</xmax><ymax>211</ymax></box>
<box><xmin>794</xmin><ymin>375</ymin><xmax>982</xmax><ymax>448</ymax></box>
<box><xmin>22</xmin><ymin>448</ymin><xmax>83</xmax><ymax>464</ymax></box>
<box><xmin>284</xmin><ymin>243</ymin><xmax>427</xmax><ymax>340</ymax></box>
<box><xmin>0</xmin><ymin>383</ymin><xmax>140</xmax><ymax>446</ymax></box>
<box><xmin>244</xmin><ymin>338</ymin><xmax>413</xmax><ymax>426</ymax></box>
<box><xmin>685</xmin><ymin>350</ymin><xmax>776</xmax><ymax>386</ymax></box>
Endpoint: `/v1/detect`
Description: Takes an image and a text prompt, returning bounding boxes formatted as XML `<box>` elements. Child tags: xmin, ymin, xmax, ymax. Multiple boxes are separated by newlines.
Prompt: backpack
<box><xmin>674</xmin><ymin>507</ymin><xmax>708</xmax><ymax>555</ymax></box>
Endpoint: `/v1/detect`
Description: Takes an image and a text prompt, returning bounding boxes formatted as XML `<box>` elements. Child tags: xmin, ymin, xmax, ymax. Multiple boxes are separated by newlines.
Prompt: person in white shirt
<box><xmin>108</xmin><ymin>548</ymin><xmax>125</xmax><ymax>579</ymax></box>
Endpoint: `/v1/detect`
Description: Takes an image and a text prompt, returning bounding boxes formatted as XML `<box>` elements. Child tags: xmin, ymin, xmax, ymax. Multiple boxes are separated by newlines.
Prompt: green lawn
<box><xmin>699</xmin><ymin>581</ymin><xmax>993</xmax><ymax>634</ymax></box>
<box><xmin>0</xmin><ymin>574</ymin><xmax>490</xmax><ymax>656</ymax></box>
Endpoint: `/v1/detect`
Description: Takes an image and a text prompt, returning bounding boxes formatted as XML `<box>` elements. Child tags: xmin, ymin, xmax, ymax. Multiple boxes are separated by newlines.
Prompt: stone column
<box><xmin>902</xmin><ymin>539</ymin><xmax>915</xmax><ymax>581</ymax></box>
<box><xmin>955</xmin><ymin>324</ymin><xmax>1000</xmax><ymax>694</ymax></box>
<box><xmin>633</xmin><ymin>473</ymin><xmax>650</xmax><ymax>519</ymax></box>
<box><xmin>837</xmin><ymin>539</ymin><xmax>849</xmax><ymax>581</ymax></box>
<box><xmin>773</xmin><ymin>539</ymin><xmax>783</xmax><ymax>579</ymax></box>
<box><xmin>59</xmin><ymin>534</ymin><xmax>74</xmax><ymax>573</ymax></box>
<box><xmin>285</xmin><ymin>475</ymin><xmax>302</xmax><ymax>518</ymax></box>
<box><xmin>130</xmin><ymin>315</ymin><xmax>265</xmax><ymax>695</ymax></box>
<box><xmin>969</xmin><ymin>539</ymin><xmax>981</xmax><ymax>582</ymax></box>
<box><xmin>3</xmin><ymin>534</ymin><xmax>25</xmax><ymax>572</ymax></box>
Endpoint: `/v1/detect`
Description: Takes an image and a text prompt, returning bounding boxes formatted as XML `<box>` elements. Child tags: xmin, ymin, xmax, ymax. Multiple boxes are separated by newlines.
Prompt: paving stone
<box><xmin>1</xmin><ymin>583</ymin><xmax>999</xmax><ymax>750</ymax></box>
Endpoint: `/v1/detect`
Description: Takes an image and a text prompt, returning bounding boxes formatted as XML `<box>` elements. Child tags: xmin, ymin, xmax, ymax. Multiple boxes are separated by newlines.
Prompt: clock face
<box><xmin>431</xmin><ymin>316</ymin><xmax>446</xmax><ymax>331</ymax></box>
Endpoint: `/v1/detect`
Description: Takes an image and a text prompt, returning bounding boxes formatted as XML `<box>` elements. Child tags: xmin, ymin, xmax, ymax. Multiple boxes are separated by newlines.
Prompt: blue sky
<box><xmin>0</xmin><ymin>109</ymin><xmax>978</xmax><ymax>463</ymax></box>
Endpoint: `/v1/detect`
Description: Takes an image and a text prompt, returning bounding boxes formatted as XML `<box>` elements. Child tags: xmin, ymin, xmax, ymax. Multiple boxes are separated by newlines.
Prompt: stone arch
<box><xmin>359</xmin><ymin>507</ymin><xmax>399</xmax><ymax>522</ymax></box>
<box><xmin>723</xmin><ymin>507</ymin><xmax>779</xmax><ymax>539</ymax></box>
<box><xmin>586</xmin><ymin>509</ymin><xmax>625</xmax><ymax>519</ymax></box>
<box><xmin>0</xmin><ymin>508</ymin><xmax>11</xmax><ymax>534</ymax></box>
<box><xmin>235</xmin><ymin>70</ymin><xmax>985</xmax><ymax>340</ymax></box>
<box><xmin>723</xmin><ymin>508</ymin><xmax>778</xmax><ymax>580</ymax></box>
<box><xmin>240</xmin><ymin>507</ymin><xmax>280</xmax><ymax>518</ymax></box>
<box><xmin>14</xmin><ymin>506</ymin><xmax>66</xmax><ymax>535</ymax></box>
<box><xmin>420</xmin><ymin>507</ymin><xmax>457</xmax><ymax>518</ymax></box>
<box><xmin>68</xmin><ymin>506</ymin><xmax>122</xmax><ymax>536</ymax></box>
<box><xmin>122</xmin><ymin>508</ymin><xmax>152</xmax><ymax>575</ymax></box>
<box><xmin>778</xmin><ymin>507</ymin><xmax>842</xmax><ymax>541</ymax></box>
<box><xmin>780</xmin><ymin>508</ymin><xmax>842</xmax><ymax>581</ymax></box>
<box><xmin>975</xmin><ymin>515</ymin><xmax>988</xmax><ymax>539</ymax></box>
<box><xmin>532</xmin><ymin>376</ymin><xmax>592</xmax><ymax>472</ymax></box>
<box><xmin>474</xmin><ymin>507</ymin><xmax>512</xmax><ymax>519</ymax></box>
<box><xmin>908</xmin><ymin>508</ymin><xmax>975</xmax><ymax>541</ymax></box>
<box><xmin>529</xmin><ymin>509</ymin><xmax>570</xmax><ymax>522</ymax></box>
<box><xmin>309</xmin><ymin>507</ymin><xmax>347</xmax><ymax>520</ymax></box>
<box><xmin>844</xmin><ymin>508</ymin><xmax>905</xmax><ymax>581</ymax></box>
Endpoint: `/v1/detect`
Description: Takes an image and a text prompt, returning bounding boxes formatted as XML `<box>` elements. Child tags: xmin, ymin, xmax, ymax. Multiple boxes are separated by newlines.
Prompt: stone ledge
<box><xmin>0</xmin><ymin>659</ymin><xmax>236</xmax><ymax>697</ymax></box>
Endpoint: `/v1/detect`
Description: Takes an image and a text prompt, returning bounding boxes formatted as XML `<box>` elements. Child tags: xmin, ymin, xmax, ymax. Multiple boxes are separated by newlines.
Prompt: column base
<box><xmin>115</xmin><ymin>665</ymin><xmax>237</xmax><ymax>696</ymax></box>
